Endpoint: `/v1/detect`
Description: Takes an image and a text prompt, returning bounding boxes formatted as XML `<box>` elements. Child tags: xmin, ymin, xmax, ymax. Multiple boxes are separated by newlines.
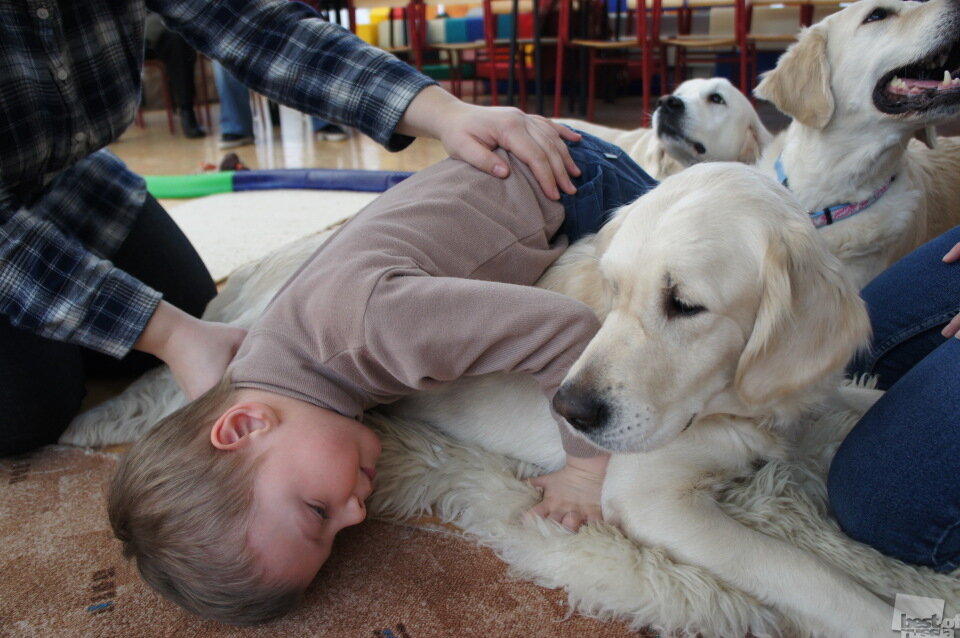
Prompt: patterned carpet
<box><xmin>0</xmin><ymin>446</ymin><xmax>651</xmax><ymax>638</ymax></box>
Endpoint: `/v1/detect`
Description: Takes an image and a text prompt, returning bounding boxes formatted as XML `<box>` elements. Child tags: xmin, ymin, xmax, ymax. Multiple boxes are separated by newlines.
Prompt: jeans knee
<box><xmin>827</xmin><ymin>446</ymin><xmax>874</xmax><ymax>543</ymax></box>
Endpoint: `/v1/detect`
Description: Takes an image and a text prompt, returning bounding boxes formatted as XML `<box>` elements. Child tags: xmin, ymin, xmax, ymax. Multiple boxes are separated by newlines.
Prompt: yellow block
<box><xmin>356</xmin><ymin>23</ymin><xmax>378</xmax><ymax>45</ymax></box>
<box><xmin>369</xmin><ymin>7</ymin><xmax>391</xmax><ymax>23</ymax></box>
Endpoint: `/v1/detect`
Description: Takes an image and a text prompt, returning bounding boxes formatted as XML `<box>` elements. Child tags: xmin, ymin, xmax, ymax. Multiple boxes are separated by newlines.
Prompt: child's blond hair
<box><xmin>108</xmin><ymin>379</ymin><xmax>301</xmax><ymax>624</ymax></box>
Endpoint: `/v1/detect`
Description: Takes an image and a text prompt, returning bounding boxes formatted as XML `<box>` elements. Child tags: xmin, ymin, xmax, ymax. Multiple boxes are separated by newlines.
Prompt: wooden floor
<box><xmin>108</xmin><ymin>94</ymin><xmax>659</xmax><ymax>181</ymax></box>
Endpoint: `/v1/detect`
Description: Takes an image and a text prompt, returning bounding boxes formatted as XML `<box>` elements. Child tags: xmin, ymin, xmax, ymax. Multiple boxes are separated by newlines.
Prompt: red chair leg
<box><xmin>586</xmin><ymin>50</ymin><xmax>597</xmax><ymax>122</ymax></box>
<box><xmin>553</xmin><ymin>43</ymin><xmax>566</xmax><ymax>117</ymax></box>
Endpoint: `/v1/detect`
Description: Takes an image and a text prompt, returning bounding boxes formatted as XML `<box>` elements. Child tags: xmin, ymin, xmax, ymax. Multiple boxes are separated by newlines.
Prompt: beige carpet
<box><xmin>166</xmin><ymin>189</ymin><xmax>378</xmax><ymax>281</ymax></box>
<box><xmin>0</xmin><ymin>446</ymin><xmax>649</xmax><ymax>638</ymax></box>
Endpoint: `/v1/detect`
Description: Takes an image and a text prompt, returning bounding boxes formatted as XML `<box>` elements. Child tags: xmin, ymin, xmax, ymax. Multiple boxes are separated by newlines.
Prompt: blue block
<box><xmin>496</xmin><ymin>14</ymin><xmax>513</xmax><ymax>39</ymax></box>
<box><xmin>444</xmin><ymin>17</ymin><xmax>469</xmax><ymax>42</ymax></box>
<box><xmin>466</xmin><ymin>16</ymin><xmax>484</xmax><ymax>41</ymax></box>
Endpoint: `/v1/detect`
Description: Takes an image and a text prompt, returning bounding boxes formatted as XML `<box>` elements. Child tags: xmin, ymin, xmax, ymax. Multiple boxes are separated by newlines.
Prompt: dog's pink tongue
<box><xmin>889</xmin><ymin>76</ymin><xmax>960</xmax><ymax>95</ymax></box>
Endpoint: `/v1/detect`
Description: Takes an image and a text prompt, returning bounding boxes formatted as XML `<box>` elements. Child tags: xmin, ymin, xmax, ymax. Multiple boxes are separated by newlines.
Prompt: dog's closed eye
<box><xmin>665</xmin><ymin>285</ymin><xmax>706</xmax><ymax>318</ymax></box>
<box><xmin>862</xmin><ymin>7</ymin><xmax>893</xmax><ymax>24</ymax></box>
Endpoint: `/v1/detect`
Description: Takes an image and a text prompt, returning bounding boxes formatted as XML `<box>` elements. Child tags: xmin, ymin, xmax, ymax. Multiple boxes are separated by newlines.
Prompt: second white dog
<box><xmin>556</xmin><ymin>77</ymin><xmax>772</xmax><ymax>179</ymax></box>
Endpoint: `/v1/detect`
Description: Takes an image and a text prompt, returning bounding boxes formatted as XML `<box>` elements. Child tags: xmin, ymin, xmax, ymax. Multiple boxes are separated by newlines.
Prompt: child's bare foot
<box><xmin>527</xmin><ymin>454</ymin><xmax>609</xmax><ymax>531</ymax></box>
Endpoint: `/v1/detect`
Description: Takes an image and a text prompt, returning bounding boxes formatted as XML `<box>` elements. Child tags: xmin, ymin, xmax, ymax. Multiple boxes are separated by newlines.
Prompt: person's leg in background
<box><xmin>829</xmin><ymin>226</ymin><xmax>960</xmax><ymax>571</ymax></box>
<box><xmin>212</xmin><ymin>61</ymin><xmax>256</xmax><ymax>150</ymax></box>
<box><xmin>311</xmin><ymin>116</ymin><xmax>348</xmax><ymax>142</ymax></box>
<box><xmin>0</xmin><ymin>194</ymin><xmax>217</xmax><ymax>456</ymax></box>
<box><xmin>146</xmin><ymin>12</ymin><xmax>206</xmax><ymax>139</ymax></box>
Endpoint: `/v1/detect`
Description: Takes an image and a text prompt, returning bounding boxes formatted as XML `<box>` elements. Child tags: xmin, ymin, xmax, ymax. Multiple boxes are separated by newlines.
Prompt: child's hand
<box><xmin>526</xmin><ymin>454</ymin><xmax>609</xmax><ymax>531</ymax></box>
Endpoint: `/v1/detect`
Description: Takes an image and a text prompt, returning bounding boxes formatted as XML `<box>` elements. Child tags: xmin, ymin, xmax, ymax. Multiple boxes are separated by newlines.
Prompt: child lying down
<box><xmin>108</xmin><ymin>131</ymin><xmax>658</xmax><ymax>624</ymax></box>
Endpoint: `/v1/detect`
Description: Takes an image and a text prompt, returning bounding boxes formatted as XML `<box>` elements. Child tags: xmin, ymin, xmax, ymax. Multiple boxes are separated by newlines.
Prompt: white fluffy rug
<box><xmin>167</xmin><ymin>189</ymin><xmax>378</xmax><ymax>281</ymax></box>
<box><xmin>63</xmin><ymin>223</ymin><xmax>960</xmax><ymax>638</ymax></box>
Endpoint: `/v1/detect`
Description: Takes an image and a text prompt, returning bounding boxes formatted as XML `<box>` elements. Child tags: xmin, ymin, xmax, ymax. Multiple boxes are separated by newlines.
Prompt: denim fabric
<box><xmin>848</xmin><ymin>226</ymin><xmax>960</xmax><ymax>389</ymax></box>
<box><xmin>212</xmin><ymin>61</ymin><xmax>254</xmax><ymax>138</ymax></box>
<box><xmin>830</xmin><ymin>226</ymin><xmax>960</xmax><ymax>571</ymax></box>
<box><xmin>558</xmin><ymin>130</ymin><xmax>659</xmax><ymax>243</ymax></box>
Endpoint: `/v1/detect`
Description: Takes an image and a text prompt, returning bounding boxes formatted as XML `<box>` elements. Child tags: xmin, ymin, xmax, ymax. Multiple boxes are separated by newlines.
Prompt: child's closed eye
<box><xmin>309</xmin><ymin>504</ymin><xmax>328</xmax><ymax>520</ymax></box>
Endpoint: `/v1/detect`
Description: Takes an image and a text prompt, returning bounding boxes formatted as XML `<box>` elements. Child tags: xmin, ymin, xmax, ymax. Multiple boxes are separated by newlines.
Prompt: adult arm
<box><xmin>151</xmin><ymin>0</ymin><xmax>580</xmax><ymax>198</ymax></box>
<box><xmin>0</xmin><ymin>181</ymin><xmax>243</xmax><ymax>399</ymax></box>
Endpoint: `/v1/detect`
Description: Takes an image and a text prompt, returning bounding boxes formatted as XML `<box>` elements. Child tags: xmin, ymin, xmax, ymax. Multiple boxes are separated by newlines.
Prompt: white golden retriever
<box><xmin>754</xmin><ymin>0</ymin><xmax>960</xmax><ymax>289</ymax></box>
<box><xmin>393</xmin><ymin>163</ymin><xmax>891</xmax><ymax>637</ymax></box>
<box><xmin>555</xmin><ymin>77</ymin><xmax>772</xmax><ymax>179</ymax></box>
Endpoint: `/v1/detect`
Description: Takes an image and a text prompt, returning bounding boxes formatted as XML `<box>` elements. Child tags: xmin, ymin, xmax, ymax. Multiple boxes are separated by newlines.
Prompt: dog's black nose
<box><xmin>553</xmin><ymin>385</ymin><xmax>607</xmax><ymax>433</ymax></box>
<box><xmin>657</xmin><ymin>95</ymin><xmax>684</xmax><ymax>112</ymax></box>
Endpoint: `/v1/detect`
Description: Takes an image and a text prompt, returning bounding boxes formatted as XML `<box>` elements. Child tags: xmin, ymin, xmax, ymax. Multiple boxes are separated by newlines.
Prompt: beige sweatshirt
<box><xmin>228</xmin><ymin>150</ymin><xmax>600</xmax><ymax>456</ymax></box>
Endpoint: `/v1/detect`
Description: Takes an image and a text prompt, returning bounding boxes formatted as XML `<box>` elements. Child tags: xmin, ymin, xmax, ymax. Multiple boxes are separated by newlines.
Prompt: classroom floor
<box><xmin>108</xmin><ymin>93</ymin><xmax>694</xmax><ymax>182</ymax></box>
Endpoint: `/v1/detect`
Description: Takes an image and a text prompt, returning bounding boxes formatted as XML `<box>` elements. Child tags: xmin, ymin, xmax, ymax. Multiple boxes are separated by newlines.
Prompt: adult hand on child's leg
<box><xmin>135</xmin><ymin>301</ymin><xmax>247</xmax><ymax>399</ymax></box>
<box><xmin>527</xmin><ymin>454</ymin><xmax>609</xmax><ymax>531</ymax></box>
<box><xmin>396</xmin><ymin>86</ymin><xmax>582</xmax><ymax>201</ymax></box>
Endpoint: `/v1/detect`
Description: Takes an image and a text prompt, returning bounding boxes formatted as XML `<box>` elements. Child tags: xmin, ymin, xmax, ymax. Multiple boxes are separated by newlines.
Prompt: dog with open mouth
<box><xmin>555</xmin><ymin>77</ymin><xmax>772</xmax><ymax>179</ymax></box>
<box><xmin>755</xmin><ymin>0</ymin><xmax>960</xmax><ymax>289</ymax></box>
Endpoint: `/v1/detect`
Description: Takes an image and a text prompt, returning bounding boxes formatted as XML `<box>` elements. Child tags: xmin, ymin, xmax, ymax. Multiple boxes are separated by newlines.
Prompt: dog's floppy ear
<box><xmin>734</xmin><ymin>226</ymin><xmax>870</xmax><ymax>406</ymax></box>
<box><xmin>738</xmin><ymin>109</ymin><xmax>774</xmax><ymax>164</ymax></box>
<box><xmin>754</xmin><ymin>27</ymin><xmax>834</xmax><ymax>129</ymax></box>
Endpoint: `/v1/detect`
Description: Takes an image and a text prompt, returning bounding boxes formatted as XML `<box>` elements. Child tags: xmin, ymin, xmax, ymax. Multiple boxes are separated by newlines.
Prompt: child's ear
<box><xmin>210</xmin><ymin>403</ymin><xmax>277</xmax><ymax>450</ymax></box>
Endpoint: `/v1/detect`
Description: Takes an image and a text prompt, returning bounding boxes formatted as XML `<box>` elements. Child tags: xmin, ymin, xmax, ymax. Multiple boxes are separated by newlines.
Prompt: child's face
<box><xmin>233</xmin><ymin>401</ymin><xmax>382</xmax><ymax>589</ymax></box>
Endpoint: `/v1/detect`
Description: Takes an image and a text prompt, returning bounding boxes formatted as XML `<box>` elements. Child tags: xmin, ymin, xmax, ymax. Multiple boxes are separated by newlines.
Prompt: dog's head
<box><xmin>755</xmin><ymin>0</ymin><xmax>960</xmax><ymax>131</ymax></box>
<box><xmin>654</xmin><ymin>77</ymin><xmax>772</xmax><ymax>166</ymax></box>
<box><xmin>552</xmin><ymin>163</ymin><xmax>870</xmax><ymax>453</ymax></box>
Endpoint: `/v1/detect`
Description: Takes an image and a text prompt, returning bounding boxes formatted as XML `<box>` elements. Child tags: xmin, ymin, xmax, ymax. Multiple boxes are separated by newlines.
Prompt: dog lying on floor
<box><xmin>390</xmin><ymin>162</ymin><xmax>894</xmax><ymax>637</ymax></box>
<box><xmin>555</xmin><ymin>77</ymin><xmax>773</xmax><ymax>179</ymax></box>
<box><xmin>754</xmin><ymin>0</ymin><xmax>960</xmax><ymax>289</ymax></box>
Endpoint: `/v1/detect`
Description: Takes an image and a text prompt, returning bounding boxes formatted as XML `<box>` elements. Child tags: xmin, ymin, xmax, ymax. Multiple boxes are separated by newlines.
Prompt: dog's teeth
<box><xmin>944</xmin><ymin>70</ymin><xmax>952</xmax><ymax>86</ymax></box>
<box><xmin>888</xmin><ymin>77</ymin><xmax>908</xmax><ymax>92</ymax></box>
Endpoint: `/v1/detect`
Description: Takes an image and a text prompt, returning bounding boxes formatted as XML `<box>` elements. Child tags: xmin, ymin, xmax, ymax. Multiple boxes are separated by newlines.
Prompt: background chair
<box><xmin>559</xmin><ymin>0</ymin><xmax>660</xmax><ymax>123</ymax></box>
<box><xmin>653</xmin><ymin>0</ymin><xmax>750</xmax><ymax>95</ymax></box>
<box><xmin>137</xmin><ymin>56</ymin><xmax>213</xmax><ymax>136</ymax></box>
<box><xmin>410</xmin><ymin>0</ymin><xmax>486</xmax><ymax>100</ymax></box>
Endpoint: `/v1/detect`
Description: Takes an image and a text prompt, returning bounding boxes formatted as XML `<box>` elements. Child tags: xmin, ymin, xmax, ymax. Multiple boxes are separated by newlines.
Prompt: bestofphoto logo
<box><xmin>893</xmin><ymin>594</ymin><xmax>958</xmax><ymax>637</ymax></box>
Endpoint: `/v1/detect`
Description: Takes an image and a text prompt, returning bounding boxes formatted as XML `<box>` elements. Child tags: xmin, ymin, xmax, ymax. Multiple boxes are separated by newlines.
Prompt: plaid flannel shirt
<box><xmin>0</xmin><ymin>0</ymin><xmax>434</xmax><ymax>358</ymax></box>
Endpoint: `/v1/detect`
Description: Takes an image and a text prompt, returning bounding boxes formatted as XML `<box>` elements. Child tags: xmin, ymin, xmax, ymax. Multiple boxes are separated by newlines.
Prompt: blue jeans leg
<box><xmin>829</xmin><ymin>337</ymin><xmax>960</xmax><ymax>571</ymax></box>
<box><xmin>848</xmin><ymin>226</ymin><xmax>960</xmax><ymax>389</ymax></box>
<box><xmin>557</xmin><ymin>130</ymin><xmax>659</xmax><ymax>243</ymax></box>
<box><xmin>212</xmin><ymin>62</ymin><xmax>254</xmax><ymax>138</ymax></box>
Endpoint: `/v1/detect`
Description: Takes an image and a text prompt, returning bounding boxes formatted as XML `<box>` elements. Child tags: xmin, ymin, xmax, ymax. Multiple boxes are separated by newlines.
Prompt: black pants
<box><xmin>0</xmin><ymin>195</ymin><xmax>217</xmax><ymax>456</ymax></box>
<box><xmin>145</xmin><ymin>25</ymin><xmax>197</xmax><ymax>109</ymax></box>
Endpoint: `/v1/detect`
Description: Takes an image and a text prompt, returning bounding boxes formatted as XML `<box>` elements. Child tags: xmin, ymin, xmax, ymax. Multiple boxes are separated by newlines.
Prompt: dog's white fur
<box><xmin>556</xmin><ymin>77</ymin><xmax>773</xmax><ymax>179</ymax></box>
<box><xmin>754</xmin><ymin>0</ymin><xmax>960</xmax><ymax>289</ymax></box>
<box><xmin>391</xmin><ymin>163</ymin><xmax>893</xmax><ymax>637</ymax></box>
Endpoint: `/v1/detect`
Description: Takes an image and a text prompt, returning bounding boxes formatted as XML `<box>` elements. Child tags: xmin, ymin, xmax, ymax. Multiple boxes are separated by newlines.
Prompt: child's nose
<box><xmin>342</xmin><ymin>495</ymin><xmax>367</xmax><ymax>527</ymax></box>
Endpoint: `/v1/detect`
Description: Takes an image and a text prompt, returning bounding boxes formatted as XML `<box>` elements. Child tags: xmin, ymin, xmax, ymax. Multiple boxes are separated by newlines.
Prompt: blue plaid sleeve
<box><xmin>151</xmin><ymin>0</ymin><xmax>437</xmax><ymax>152</ymax></box>
<box><xmin>0</xmin><ymin>183</ymin><xmax>162</xmax><ymax>358</ymax></box>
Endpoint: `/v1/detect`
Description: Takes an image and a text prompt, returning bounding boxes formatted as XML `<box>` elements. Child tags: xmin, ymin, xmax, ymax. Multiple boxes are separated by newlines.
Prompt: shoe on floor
<box><xmin>316</xmin><ymin>123</ymin><xmax>348</xmax><ymax>141</ymax></box>
<box><xmin>219</xmin><ymin>133</ymin><xmax>255</xmax><ymax>150</ymax></box>
<box><xmin>218</xmin><ymin>152</ymin><xmax>250</xmax><ymax>171</ymax></box>
<box><xmin>179</xmin><ymin>108</ymin><xmax>207</xmax><ymax>139</ymax></box>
